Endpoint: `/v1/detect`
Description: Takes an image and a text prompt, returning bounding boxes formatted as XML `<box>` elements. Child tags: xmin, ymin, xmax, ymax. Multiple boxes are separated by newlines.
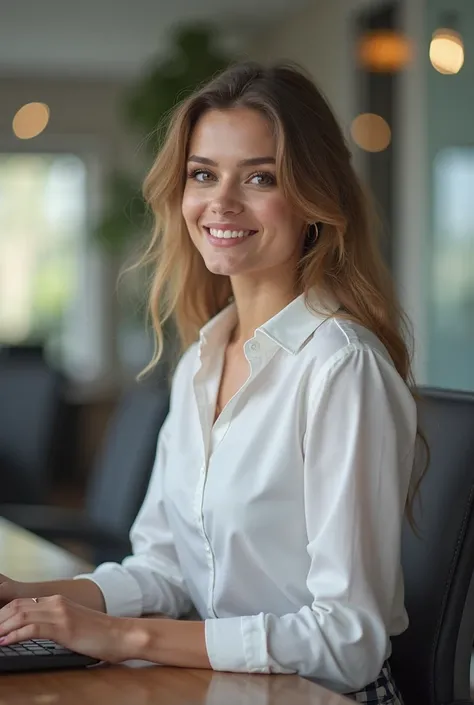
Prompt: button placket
<box><xmin>194</xmin><ymin>335</ymin><xmax>273</xmax><ymax>618</ymax></box>
<box><xmin>193</xmin><ymin>458</ymin><xmax>218</xmax><ymax>617</ymax></box>
<box><xmin>193</xmin><ymin>352</ymin><xmax>223</xmax><ymax>617</ymax></box>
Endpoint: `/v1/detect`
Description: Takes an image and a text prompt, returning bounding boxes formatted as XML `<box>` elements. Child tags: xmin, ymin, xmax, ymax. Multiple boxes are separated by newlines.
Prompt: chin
<box><xmin>205</xmin><ymin>261</ymin><xmax>243</xmax><ymax>277</ymax></box>
<box><xmin>199</xmin><ymin>252</ymin><xmax>244</xmax><ymax>277</ymax></box>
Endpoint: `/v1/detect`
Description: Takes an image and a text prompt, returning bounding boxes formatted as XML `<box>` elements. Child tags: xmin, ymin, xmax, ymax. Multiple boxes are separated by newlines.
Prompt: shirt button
<box><xmin>250</xmin><ymin>342</ymin><xmax>259</xmax><ymax>352</ymax></box>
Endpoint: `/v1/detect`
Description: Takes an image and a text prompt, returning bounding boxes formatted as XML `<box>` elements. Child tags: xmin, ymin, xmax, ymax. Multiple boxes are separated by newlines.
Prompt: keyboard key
<box><xmin>0</xmin><ymin>637</ymin><xmax>100</xmax><ymax>673</ymax></box>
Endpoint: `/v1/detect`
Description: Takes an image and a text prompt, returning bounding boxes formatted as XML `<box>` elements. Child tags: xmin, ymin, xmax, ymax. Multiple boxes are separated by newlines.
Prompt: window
<box><xmin>0</xmin><ymin>152</ymin><xmax>87</xmax><ymax>373</ymax></box>
<box><xmin>429</xmin><ymin>147</ymin><xmax>474</xmax><ymax>390</ymax></box>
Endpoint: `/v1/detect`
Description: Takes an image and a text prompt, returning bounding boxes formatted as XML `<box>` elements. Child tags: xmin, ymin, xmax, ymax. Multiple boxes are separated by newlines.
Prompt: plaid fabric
<box><xmin>347</xmin><ymin>661</ymin><xmax>403</xmax><ymax>705</ymax></box>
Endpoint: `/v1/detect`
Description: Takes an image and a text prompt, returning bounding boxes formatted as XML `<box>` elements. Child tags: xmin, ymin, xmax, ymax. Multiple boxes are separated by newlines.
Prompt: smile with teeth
<box><xmin>207</xmin><ymin>227</ymin><xmax>257</xmax><ymax>239</ymax></box>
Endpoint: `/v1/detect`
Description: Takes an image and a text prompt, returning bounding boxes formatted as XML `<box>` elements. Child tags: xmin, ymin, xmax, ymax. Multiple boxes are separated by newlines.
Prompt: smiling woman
<box><xmin>0</xmin><ymin>62</ymin><xmax>422</xmax><ymax>705</ymax></box>
<box><xmin>182</xmin><ymin>108</ymin><xmax>302</xmax><ymax>281</ymax></box>
<box><xmin>141</xmin><ymin>62</ymin><xmax>413</xmax><ymax>376</ymax></box>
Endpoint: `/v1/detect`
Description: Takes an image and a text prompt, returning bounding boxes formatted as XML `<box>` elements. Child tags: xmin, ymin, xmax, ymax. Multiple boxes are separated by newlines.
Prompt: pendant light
<box><xmin>430</xmin><ymin>11</ymin><xmax>465</xmax><ymax>75</ymax></box>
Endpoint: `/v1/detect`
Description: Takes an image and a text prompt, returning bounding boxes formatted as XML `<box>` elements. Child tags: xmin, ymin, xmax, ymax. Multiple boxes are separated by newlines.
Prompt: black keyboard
<box><xmin>0</xmin><ymin>638</ymin><xmax>99</xmax><ymax>673</ymax></box>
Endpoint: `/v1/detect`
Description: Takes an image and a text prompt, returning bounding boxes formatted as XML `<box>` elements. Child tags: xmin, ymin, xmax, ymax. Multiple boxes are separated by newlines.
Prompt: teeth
<box><xmin>209</xmin><ymin>228</ymin><xmax>253</xmax><ymax>239</ymax></box>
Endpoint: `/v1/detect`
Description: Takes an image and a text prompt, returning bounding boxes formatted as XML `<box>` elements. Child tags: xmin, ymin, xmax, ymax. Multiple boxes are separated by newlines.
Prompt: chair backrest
<box><xmin>390</xmin><ymin>387</ymin><xmax>474</xmax><ymax>705</ymax></box>
<box><xmin>0</xmin><ymin>358</ymin><xmax>63</xmax><ymax>503</ymax></box>
<box><xmin>85</xmin><ymin>380</ymin><xmax>169</xmax><ymax>541</ymax></box>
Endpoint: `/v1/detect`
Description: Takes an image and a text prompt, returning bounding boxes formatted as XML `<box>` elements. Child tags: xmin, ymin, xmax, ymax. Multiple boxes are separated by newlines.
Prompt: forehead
<box><xmin>188</xmin><ymin>108</ymin><xmax>276</xmax><ymax>160</ymax></box>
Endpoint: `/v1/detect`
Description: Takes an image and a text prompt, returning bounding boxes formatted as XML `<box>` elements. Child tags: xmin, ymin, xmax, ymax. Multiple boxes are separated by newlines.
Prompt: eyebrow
<box><xmin>188</xmin><ymin>155</ymin><xmax>276</xmax><ymax>167</ymax></box>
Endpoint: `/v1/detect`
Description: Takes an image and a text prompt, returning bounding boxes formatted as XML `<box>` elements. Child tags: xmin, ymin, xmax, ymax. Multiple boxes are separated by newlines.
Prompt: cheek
<box><xmin>182</xmin><ymin>188</ymin><xmax>205</xmax><ymax>226</ymax></box>
<box><xmin>256</xmin><ymin>194</ymin><xmax>296</xmax><ymax>227</ymax></box>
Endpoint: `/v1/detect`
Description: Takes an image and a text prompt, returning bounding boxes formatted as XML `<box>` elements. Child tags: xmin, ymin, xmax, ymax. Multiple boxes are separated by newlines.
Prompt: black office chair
<box><xmin>391</xmin><ymin>387</ymin><xmax>474</xmax><ymax>705</ymax></box>
<box><xmin>0</xmin><ymin>356</ymin><xmax>64</xmax><ymax>504</ymax></box>
<box><xmin>0</xmin><ymin>380</ymin><xmax>169</xmax><ymax>563</ymax></box>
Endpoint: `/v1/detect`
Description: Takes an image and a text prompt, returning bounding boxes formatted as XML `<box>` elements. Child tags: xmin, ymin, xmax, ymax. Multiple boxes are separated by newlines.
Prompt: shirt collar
<box><xmin>198</xmin><ymin>289</ymin><xmax>340</xmax><ymax>356</ymax></box>
<box><xmin>258</xmin><ymin>289</ymin><xmax>340</xmax><ymax>355</ymax></box>
<box><xmin>199</xmin><ymin>301</ymin><xmax>238</xmax><ymax>352</ymax></box>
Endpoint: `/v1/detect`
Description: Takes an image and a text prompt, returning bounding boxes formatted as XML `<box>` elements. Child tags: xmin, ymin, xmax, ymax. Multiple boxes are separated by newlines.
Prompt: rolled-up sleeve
<box><xmin>205</xmin><ymin>344</ymin><xmax>417</xmax><ymax>692</ymax></box>
<box><xmin>75</xmin><ymin>414</ymin><xmax>192</xmax><ymax>619</ymax></box>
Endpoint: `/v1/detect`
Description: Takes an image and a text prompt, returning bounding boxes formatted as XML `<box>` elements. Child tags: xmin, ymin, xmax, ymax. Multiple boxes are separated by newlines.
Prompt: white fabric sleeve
<box><xmin>74</xmin><ymin>414</ymin><xmax>193</xmax><ymax>619</ymax></box>
<box><xmin>205</xmin><ymin>345</ymin><xmax>417</xmax><ymax>692</ymax></box>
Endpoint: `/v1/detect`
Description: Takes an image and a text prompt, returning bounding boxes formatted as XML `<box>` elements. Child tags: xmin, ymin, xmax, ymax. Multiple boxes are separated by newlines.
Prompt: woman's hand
<box><xmin>0</xmin><ymin>595</ymin><xmax>140</xmax><ymax>663</ymax></box>
<box><xmin>0</xmin><ymin>573</ymin><xmax>107</xmax><ymax>612</ymax></box>
<box><xmin>0</xmin><ymin>573</ymin><xmax>23</xmax><ymax>605</ymax></box>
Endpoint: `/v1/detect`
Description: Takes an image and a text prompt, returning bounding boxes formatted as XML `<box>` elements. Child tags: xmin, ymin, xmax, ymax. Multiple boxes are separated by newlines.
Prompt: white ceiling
<box><xmin>0</xmin><ymin>0</ymin><xmax>310</xmax><ymax>79</ymax></box>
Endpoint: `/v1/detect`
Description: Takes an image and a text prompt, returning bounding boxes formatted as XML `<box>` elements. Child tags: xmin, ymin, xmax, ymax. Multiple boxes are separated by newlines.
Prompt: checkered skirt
<box><xmin>347</xmin><ymin>661</ymin><xmax>403</xmax><ymax>705</ymax></box>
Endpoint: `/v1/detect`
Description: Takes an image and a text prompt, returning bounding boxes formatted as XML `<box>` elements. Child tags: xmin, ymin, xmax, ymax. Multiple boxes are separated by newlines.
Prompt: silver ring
<box><xmin>31</xmin><ymin>597</ymin><xmax>39</xmax><ymax>604</ymax></box>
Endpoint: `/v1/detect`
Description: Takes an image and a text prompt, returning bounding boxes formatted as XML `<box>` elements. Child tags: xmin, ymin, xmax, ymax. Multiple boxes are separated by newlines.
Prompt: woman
<box><xmin>0</xmin><ymin>62</ymin><xmax>418</xmax><ymax>703</ymax></box>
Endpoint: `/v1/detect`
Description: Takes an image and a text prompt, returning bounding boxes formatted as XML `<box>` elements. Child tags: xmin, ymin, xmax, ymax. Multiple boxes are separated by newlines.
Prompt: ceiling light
<box><xmin>430</xmin><ymin>12</ymin><xmax>464</xmax><ymax>75</ymax></box>
<box><xmin>12</xmin><ymin>102</ymin><xmax>50</xmax><ymax>140</ymax></box>
<box><xmin>350</xmin><ymin>113</ymin><xmax>391</xmax><ymax>153</ymax></box>
<box><xmin>430</xmin><ymin>29</ymin><xmax>464</xmax><ymax>74</ymax></box>
<box><xmin>358</xmin><ymin>30</ymin><xmax>413</xmax><ymax>73</ymax></box>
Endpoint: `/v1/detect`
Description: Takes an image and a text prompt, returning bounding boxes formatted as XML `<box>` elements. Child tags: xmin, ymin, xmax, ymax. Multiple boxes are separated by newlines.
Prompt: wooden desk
<box><xmin>0</xmin><ymin>518</ymin><xmax>350</xmax><ymax>705</ymax></box>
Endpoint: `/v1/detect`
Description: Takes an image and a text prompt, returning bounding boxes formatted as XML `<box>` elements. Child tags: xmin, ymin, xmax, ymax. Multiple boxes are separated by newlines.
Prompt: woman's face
<box><xmin>182</xmin><ymin>107</ymin><xmax>305</xmax><ymax>281</ymax></box>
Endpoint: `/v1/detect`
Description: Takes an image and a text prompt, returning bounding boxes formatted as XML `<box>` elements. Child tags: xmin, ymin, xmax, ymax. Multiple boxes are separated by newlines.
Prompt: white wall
<box><xmin>244</xmin><ymin>0</ymin><xmax>394</xmax><ymax>131</ymax></box>
<box><xmin>0</xmin><ymin>74</ymin><xmax>142</xmax><ymax>173</ymax></box>
<box><xmin>243</xmin><ymin>1</ymin><xmax>351</xmax><ymax>130</ymax></box>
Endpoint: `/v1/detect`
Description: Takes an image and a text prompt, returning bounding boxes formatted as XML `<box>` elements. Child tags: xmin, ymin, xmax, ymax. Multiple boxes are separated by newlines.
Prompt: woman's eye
<box><xmin>188</xmin><ymin>169</ymin><xmax>214</xmax><ymax>182</ymax></box>
<box><xmin>249</xmin><ymin>172</ymin><xmax>276</xmax><ymax>186</ymax></box>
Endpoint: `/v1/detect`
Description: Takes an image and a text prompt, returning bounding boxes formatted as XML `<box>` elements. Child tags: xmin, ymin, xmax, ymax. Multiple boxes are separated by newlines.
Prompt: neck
<box><xmin>229</xmin><ymin>272</ymin><xmax>299</xmax><ymax>346</ymax></box>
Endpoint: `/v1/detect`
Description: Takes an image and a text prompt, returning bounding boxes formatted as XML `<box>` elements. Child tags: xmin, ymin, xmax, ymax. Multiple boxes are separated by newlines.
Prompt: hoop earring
<box><xmin>308</xmin><ymin>223</ymin><xmax>319</xmax><ymax>243</ymax></box>
<box><xmin>304</xmin><ymin>222</ymin><xmax>320</xmax><ymax>253</ymax></box>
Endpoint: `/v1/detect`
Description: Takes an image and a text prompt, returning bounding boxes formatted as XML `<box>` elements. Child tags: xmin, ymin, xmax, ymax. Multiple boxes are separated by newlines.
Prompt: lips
<box><xmin>202</xmin><ymin>226</ymin><xmax>258</xmax><ymax>247</ymax></box>
<box><xmin>207</xmin><ymin>227</ymin><xmax>257</xmax><ymax>240</ymax></box>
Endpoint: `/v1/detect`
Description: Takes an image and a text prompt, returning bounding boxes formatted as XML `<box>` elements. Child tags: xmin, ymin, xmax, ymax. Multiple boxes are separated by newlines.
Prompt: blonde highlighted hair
<box><xmin>139</xmin><ymin>61</ymin><xmax>427</xmax><ymax>524</ymax></box>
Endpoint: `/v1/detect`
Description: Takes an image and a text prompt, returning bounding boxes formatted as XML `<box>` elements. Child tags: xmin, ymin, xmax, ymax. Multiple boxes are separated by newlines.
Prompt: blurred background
<box><xmin>0</xmin><ymin>0</ymin><xmax>472</xmax><ymax>560</ymax></box>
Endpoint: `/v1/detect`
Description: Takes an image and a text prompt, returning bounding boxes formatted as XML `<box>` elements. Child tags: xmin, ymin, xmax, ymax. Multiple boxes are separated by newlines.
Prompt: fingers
<box><xmin>0</xmin><ymin>622</ymin><xmax>44</xmax><ymax>645</ymax></box>
<box><xmin>0</xmin><ymin>597</ymin><xmax>61</xmax><ymax>645</ymax></box>
<box><xmin>0</xmin><ymin>601</ymin><xmax>41</xmax><ymax>644</ymax></box>
<box><xmin>0</xmin><ymin>595</ymin><xmax>64</xmax><ymax>619</ymax></box>
<box><xmin>0</xmin><ymin>598</ymin><xmax>33</xmax><ymax>623</ymax></box>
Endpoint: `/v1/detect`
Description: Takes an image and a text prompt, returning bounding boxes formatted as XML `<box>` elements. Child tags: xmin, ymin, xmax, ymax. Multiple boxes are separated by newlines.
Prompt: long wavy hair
<box><xmin>139</xmin><ymin>60</ymin><xmax>427</xmax><ymax>526</ymax></box>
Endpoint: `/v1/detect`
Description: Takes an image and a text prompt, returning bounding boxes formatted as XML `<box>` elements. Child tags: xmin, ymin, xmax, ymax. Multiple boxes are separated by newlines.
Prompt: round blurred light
<box><xmin>12</xmin><ymin>102</ymin><xmax>50</xmax><ymax>139</ymax></box>
<box><xmin>358</xmin><ymin>30</ymin><xmax>413</xmax><ymax>73</ymax></box>
<box><xmin>430</xmin><ymin>28</ymin><xmax>464</xmax><ymax>74</ymax></box>
<box><xmin>351</xmin><ymin>113</ymin><xmax>392</xmax><ymax>153</ymax></box>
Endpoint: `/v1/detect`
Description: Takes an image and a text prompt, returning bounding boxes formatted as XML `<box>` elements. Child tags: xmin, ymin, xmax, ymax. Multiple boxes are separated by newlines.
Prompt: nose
<box><xmin>209</xmin><ymin>180</ymin><xmax>243</xmax><ymax>216</ymax></box>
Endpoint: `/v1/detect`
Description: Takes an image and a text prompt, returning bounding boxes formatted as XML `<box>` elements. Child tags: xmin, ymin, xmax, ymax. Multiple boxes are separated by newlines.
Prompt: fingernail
<box><xmin>0</xmin><ymin>638</ymin><xmax>6</xmax><ymax>644</ymax></box>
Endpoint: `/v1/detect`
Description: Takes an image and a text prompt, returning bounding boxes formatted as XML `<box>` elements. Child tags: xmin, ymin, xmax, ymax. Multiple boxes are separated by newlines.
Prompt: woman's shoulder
<box><xmin>305</xmin><ymin>315</ymin><xmax>395</xmax><ymax>372</ymax></box>
<box><xmin>305</xmin><ymin>317</ymin><xmax>416</xmax><ymax>423</ymax></box>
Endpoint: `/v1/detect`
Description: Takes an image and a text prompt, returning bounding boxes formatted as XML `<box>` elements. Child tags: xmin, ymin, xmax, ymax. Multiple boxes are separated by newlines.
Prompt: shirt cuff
<box><xmin>74</xmin><ymin>562</ymin><xmax>143</xmax><ymax>617</ymax></box>
<box><xmin>205</xmin><ymin>614</ymin><xmax>269</xmax><ymax>673</ymax></box>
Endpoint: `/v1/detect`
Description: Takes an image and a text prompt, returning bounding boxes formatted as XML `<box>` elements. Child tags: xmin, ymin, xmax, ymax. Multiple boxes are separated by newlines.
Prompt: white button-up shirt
<box><xmin>77</xmin><ymin>290</ymin><xmax>417</xmax><ymax>693</ymax></box>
